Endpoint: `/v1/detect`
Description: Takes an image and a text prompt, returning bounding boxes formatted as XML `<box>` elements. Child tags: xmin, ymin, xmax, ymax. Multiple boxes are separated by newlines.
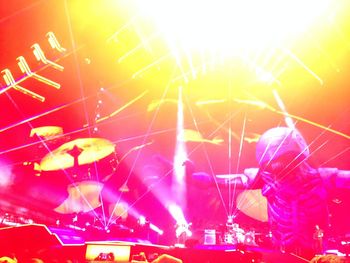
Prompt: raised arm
<box><xmin>318</xmin><ymin>168</ymin><xmax>350</xmax><ymax>189</ymax></box>
<box><xmin>190</xmin><ymin>168</ymin><xmax>259</xmax><ymax>189</ymax></box>
<box><xmin>334</xmin><ymin>170</ymin><xmax>350</xmax><ymax>188</ymax></box>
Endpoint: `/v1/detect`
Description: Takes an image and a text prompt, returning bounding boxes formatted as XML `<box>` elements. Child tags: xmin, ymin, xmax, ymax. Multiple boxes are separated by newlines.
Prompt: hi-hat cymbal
<box><xmin>40</xmin><ymin>138</ymin><xmax>115</xmax><ymax>171</ymax></box>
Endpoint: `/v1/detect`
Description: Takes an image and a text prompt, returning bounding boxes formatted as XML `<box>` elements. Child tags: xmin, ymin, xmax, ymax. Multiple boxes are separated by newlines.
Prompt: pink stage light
<box><xmin>149</xmin><ymin>223</ymin><xmax>164</xmax><ymax>235</ymax></box>
<box><xmin>123</xmin><ymin>206</ymin><xmax>164</xmax><ymax>235</ymax></box>
<box><xmin>138</xmin><ymin>215</ymin><xmax>147</xmax><ymax>226</ymax></box>
<box><xmin>168</xmin><ymin>203</ymin><xmax>187</xmax><ymax>225</ymax></box>
<box><xmin>0</xmin><ymin>160</ymin><xmax>13</xmax><ymax>187</ymax></box>
<box><xmin>172</xmin><ymin>86</ymin><xmax>188</xmax><ymax>210</ymax></box>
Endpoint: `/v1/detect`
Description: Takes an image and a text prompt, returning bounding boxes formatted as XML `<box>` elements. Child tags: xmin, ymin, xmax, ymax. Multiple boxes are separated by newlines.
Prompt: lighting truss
<box><xmin>0</xmin><ymin>32</ymin><xmax>65</xmax><ymax>102</ymax></box>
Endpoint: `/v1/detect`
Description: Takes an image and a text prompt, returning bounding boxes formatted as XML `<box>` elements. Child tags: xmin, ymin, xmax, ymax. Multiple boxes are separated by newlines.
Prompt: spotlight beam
<box><xmin>272</xmin><ymin>89</ymin><xmax>295</xmax><ymax>129</ymax></box>
<box><xmin>118</xmin><ymin>32</ymin><xmax>160</xmax><ymax>64</ymax></box>
<box><xmin>172</xmin><ymin>86</ymin><xmax>187</xmax><ymax>210</ymax></box>
<box><xmin>234</xmin><ymin>98</ymin><xmax>350</xmax><ymax>139</ymax></box>
<box><xmin>184</xmin><ymin>93</ymin><xmax>230</xmax><ymax>218</ymax></box>
<box><xmin>132</xmin><ymin>54</ymin><xmax>170</xmax><ymax>79</ymax></box>
<box><xmin>230</xmin><ymin>114</ymin><xmax>247</xmax><ymax>215</ymax></box>
<box><xmin>283</xmin><ymin>48</ymin><xmax>324</xmax><ymax>85</ymax></box>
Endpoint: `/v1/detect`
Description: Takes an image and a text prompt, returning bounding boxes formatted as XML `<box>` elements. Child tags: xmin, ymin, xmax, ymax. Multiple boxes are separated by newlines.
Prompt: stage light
<box><xmin>32</xmin><ymin>44</ymin><xmax>64</xmax><ymax>71</ymax></box>
<box><xmin>173</xmin><ymin>86</ymin><xmax>188</xmax><ymax>211</ymax></box>
<box><xmin>46</xmin><ymin>31</ymin><xmax>66</xmax><ymax>53</ymax></box>
<box><xmin>138</xmin><ymin>215</ymin><xmax>147</xmax><ymax>226</ymax></box>
<box><xmin>135</xmin><ymin>0</ymin><xmax>332</xmax><ymax>55</ymax></box>
<box><xmin>111</xmin><ymin>0</ymin><xmax>343</xmax><ymax>91</ymax></box>
<box><xmin>17</xmin><ymin>56</ymin><xmax>61</xmax><ymax>89</ymax></box>
<box><xmin>149</xmin><ymin>223</ymin><xmax>164</xmax><ymax>235</ymax></box>
<box><xmin>0</xmin><ymin>159</ymin><xmax>13</xmax><ymax>187</ymax></box>
<box><xmin>0</xmin><ymin>32</ymin><xmax>64</xmax><ymax>102</ymax></box>
<box><xmin>175</xmin><ymin>221</ymin><xmax>192</xmax><ymax>239</ymax></box>
<box><xmin>168</xmin><ymin>203</ymin><xmax>188</xmax><ymax>225</ymax></box>
<box><xmin>1</xmin><ymin>68</ymin><xmax>45</xmax><ymax>102</ymax></box>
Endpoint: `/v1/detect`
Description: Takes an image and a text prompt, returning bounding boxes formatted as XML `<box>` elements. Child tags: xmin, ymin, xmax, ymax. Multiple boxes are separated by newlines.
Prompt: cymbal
<box><xmin>40</xmin><ymin>138</ymin><xmax>115</xmax><ymax>171</ymax></box>
<box><xmin>30</xmin><ymin>126</ymin><xmax>63</xmax><ymax>138</ymax></box>
<box><xmin>236</xmin><ymin>189</ymin><xmax>268</xmax><ymax>222</ymax></box>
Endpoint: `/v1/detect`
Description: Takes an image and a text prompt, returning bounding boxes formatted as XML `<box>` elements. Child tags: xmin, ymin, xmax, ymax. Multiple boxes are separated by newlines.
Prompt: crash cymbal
<box><xmin>30</xmin><ymin>126</ymin><xmax>63</xmax><ymax>139</ymax></box>
<box><xmin>236</xmin><ymin>189</ymin><xmax>268</xmax><ymax>222</ymax></box>
<box><xmin>40</xmin><ymin>138</ymin><xmax>115</xmax><ymax>171</ymax></box>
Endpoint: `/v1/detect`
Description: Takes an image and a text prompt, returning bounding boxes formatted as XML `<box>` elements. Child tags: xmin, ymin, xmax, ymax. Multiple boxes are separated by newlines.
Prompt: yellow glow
<box><xmin>40</xmin><ymin>138</ymin><xmax>115</xmax><ymax>171</ymax></box>
<box><xmin>67</xmin><ymin>0</ymin><xmax>349</xmax><ymax>98</ymax></box>
<box><xmin>180</xmin><ymin>129</ymin><xmax>224</xmax><ymax>145</ymax></box>
<box><xmin>113</xmin><ymin>0</ymin><xmax>348</xmax><ymax>93</ymax></box>
<box><xmin>135</xmin><ymin>0</ymin><xmax>332</xmax><ymax>54</ymax></box>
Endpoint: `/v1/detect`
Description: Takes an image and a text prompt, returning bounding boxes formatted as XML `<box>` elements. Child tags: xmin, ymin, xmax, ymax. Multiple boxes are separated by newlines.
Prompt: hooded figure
<box><xmin>254</xmin><ymin>127</ymin><xmax>329</xmax><ymax>258</ymax></box>
<box><xmin>193</xmin><ymin>126</ymin><xmax>350</xmax><ymax>260</ymax></box>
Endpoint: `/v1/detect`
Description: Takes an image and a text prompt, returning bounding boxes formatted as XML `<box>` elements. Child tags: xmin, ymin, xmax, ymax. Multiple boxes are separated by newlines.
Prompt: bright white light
<box><xmin>255</xmin><ymin>67</ymin><xmax>277</xmax><ymax>85</ymax></box>
<box><xmin>174</xmin><ymin>86</ymin><xmax>187</xmax><ymax>184</ymax></box>
<box><xmin>168</xmin><ymin>203</ymin><xmax>187</xmax><ymax>224</ymax></box>
<box><xmin>150</xmin><ymin>223</ymin><xmax>164</xmax><ymax>235</ymax></box>
<box><xmin>0</xmin><ymin>160</ymin><xmax>13</xmax><ymax>187</ymax></box>
<box><xmin>172</xmin><ymin>86</ymin><xmax>188</xmax><ymax>210</ymax></box>
<box><xmin>119</xmin><ymin>207</ymin><xmax>163</xmax><ymax>235</ymax></box>
<box><xmin>173</xmin><ymin>148</ymin><xmax>187</xmax><ymax>182</ymax></box>
<box><xmin>175</xmin><ymin>222</ymin><xmax>192</xmax><ymax>238</ymax></box>
<box><xmin>138</xmin><ymin>215</ymin><xmax>147</xmax><ymax>226</ymax></box>
<box><xmin>135</xmin><ymin>0</ymin><xmax>332</xmax><ymax>54</ymax></box>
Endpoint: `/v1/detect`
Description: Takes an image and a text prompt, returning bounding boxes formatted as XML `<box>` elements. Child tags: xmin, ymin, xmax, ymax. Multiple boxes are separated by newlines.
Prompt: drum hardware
<box><xmin>40</xmin><ymin>138</ymin><xmax>115</xmax><ymax>171</ymax></box>
<box><xmin>37</xmin><ymin>137</ymin><xmax>118</xmax><ymax>215</ymax></box>
<box><xmin>223</xmin><ymin>229</ymin><xmax>258</xmax><ymax>246</ymax></box>
<box><xmin>221</xmin><ymin>216</ymin><xmax>258</xmax><ymax>246</ymax></box>
<box><xmin>30</xmin><ymin>126</ymin><xmax>64</xmax><ymax>140</ymax></box>
<box><xmin>68</xmin><ymin>145</ymin><xmax>84</xmax><ymax>178</ymax></box>
<box><xmin>39</xmin><ymin>137</ymin><xmax>118</xmax><ymax>183</ymax></box>
<box><xmin>243</xmin><ymin>230</ymin><xmax>258</xmax><ymax>246</ymax></box>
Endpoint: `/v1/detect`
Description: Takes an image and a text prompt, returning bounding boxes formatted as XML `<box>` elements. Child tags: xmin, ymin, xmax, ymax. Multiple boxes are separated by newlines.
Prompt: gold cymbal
<box><xmin>30</xmin><ymin>126</ymin><xmax>63</xmax><ymax>139</ymax></box>
<box><xmin>40</xmin><ymin>138</ymin><xmax>115</xmax><ymax>171</ymax></box>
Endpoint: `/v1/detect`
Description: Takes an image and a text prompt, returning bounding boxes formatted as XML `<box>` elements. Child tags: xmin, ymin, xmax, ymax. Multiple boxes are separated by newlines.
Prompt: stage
<box><xmin>0</xmin><ymin>1</ymin><xmax>350</xmax><ymax>262</ymax></box>
<box><xmin>0</xmin><ymin>224</ymin><xmax>349</xmax><ymax>262</ymax></box>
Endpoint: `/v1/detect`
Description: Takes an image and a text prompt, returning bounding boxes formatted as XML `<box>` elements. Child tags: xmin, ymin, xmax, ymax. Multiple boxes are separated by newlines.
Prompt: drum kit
<box><xmin>201</xmin><ymin>223</ymin><xmax>264</xmax><ymax>247</ymax></box>
<box><xmin>28</xmin><ymin>126</ymin><xmax>120</xmax><ymax>215</ymax></box>
<box><xmin>15</xmin><ymin>126</ymin><xmax>271</xmax><ymax>241</ymax></box>
<box><xmin>221</xmin><ymin>216</ymin><xmax>258</xmax><ymax>246</ymax></box>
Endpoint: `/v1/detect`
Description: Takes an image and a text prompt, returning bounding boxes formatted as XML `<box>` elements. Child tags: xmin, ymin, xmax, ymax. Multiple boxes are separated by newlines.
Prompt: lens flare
<box><xmin>135</xmin><ymin>0</ymin><xmax>332</xmax><ymax>54</ymax></box>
